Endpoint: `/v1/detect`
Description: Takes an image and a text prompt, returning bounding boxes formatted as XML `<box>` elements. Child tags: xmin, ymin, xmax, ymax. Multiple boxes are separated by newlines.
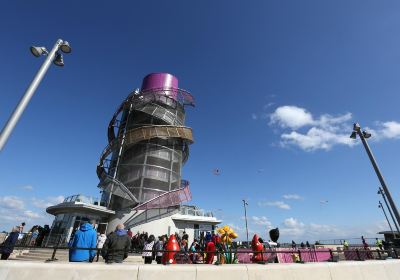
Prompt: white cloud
<box><xmin>317</xmin><ymin>113</ymin><xmax>352</xmax><ymax>128</ymax></box>
<box><xmin>263</xmin><ymin>102</ymin><xmax>275</xmax><ymax>109</ymax></box>
<box><xmin>48</xmin><ymin>196</ymin><xmax>65</xmax><ymax>204</ymax></box>
<box><xmin>278</xmin><ymin>217</ymin><xmax>388</xmax><ymax>242</ymax></box>
<box><xmin>228</xmin><ymin>223</ymin><xmax>245</xmax><ymax>232</ymax></box>
<box><xmin>24</xmin><ymin>210</ymin><xmax>41</xmax><ymax>219</ymax></box>
<box><xmin>284</xmin><ymin>217</ymin><xmax>305</xmax><ymax>228</ymax></box>
<box><xmin>283</xmin><ymin>194</ymin><xmax>303</xmax><ymax>200</ymax></box>
<box><xmin>0</xmin><ymin>196</ymin><xmax>53</xmax><ymax>231</ymax></box>
<box><xmin>32</xmin><ymin>199</ymin><xmax>51</xmax><ymax>209</ymax></box>
<box><xmin>251</xmin><ymin>216</ymin><xmax>272</xmax><ymax>227</ymax></box>
<box><xmin>226</xmin><ymin>216</ymin><xmax>388</xmax><ymax>243</ymax></box>
<box><xmin>372</xmin><ymin>121</ymin><xmax>400</xmax><ymax>140</ymax></box>
<box><xmin>0</xmin><ymin>196</ymin><xmax>25</xmax><ymax>210</ymax></box>
<box><xmin>32</xmin><ymin>196</ymin><xmax>64</xmax><ymax>209</ymax></box>
<box><xmin>258</xmin><ymin>201</ymin><xmax>291</xmax><ymax>210</ymax></box>
<box><xmin>270</xmin><ymin>106</ymin><xmax>314</xmax><ymax>129</ymax></box>
<box><xmin>280</xmin><ymin>217</ymin><xmax>342</xmax><ymax>240</ymax></box>
<box><xmin>20</xmin><ymin>185</ymin><xmax>33</xmax><ymax>191</ymax></box>
<box><xmin>269</xmin><ymin>105</ymin><xmax>400</xmax><ymax>151</ymax></box>
<box><xmin>269</xmin><ymin>106</ymin><xmax>355</xmax><ymax>151</ymax></box>
<box><xmin>281</xmin><ymin>127</ymin><xmax>356</xmax><ymax>151</ymax></box>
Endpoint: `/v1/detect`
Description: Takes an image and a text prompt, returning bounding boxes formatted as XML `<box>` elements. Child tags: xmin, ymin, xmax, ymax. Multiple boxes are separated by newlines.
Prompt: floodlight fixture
<box><xmin>53</xmin><ymin>52</ymin><xmax>64</xmax><ymax>67</ymax></box>
<box><xmin>378</xmin><ymin>186</ymin><xmax>400</xmax><ymax>233</ymax></box>
<box><xmin>350</xmin><ymin>122</ymin><xmax>400</xmax><ymax>235</ymax></box>
<box><xmin>363</xmin><ymin>130</ymin><xmax>371</xmax><ymax>139</ymax></box>
<box><xmin>0</xmin><ymin>39</ymin><xmax>72</xmax><ymax>152</ymax></box>
<box><xmin>379</xmin><ymin>200</ymin><xmax>396</xmax><ymax>238</ymax></box>
<box><xmin>30</xmin><ymin>46</ymin><xmax>48</xmax><ymax>57</ymax></box>
<box><xmin>60</xmin><ymin>41</ymin><xmax>72</xmax><ymax>53</ymax></box>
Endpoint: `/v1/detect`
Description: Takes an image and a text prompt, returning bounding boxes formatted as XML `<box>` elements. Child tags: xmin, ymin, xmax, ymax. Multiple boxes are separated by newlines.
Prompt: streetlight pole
<box><xmin>379</xmin><ymin>201</ymin><xmax>395</xmax><ymax>239</ymax></box>
<box><xmin>351</xmin><ymin>123</ymin><xmax>400</xmax><ymax>235</ymax></box>
<box><xmin>242</xmin><ymin>199</ymin><xmax>249</xmax><ymax>247</ymax></box>
<box><xmin>0</xmin><ymin>39</ymin><xmax>71</xmax><ymax>152</ymax></box>
<box><xmin>378</xmin><ymin>187</ymin><xmax>400</xmax><ymax>233</ymax></box>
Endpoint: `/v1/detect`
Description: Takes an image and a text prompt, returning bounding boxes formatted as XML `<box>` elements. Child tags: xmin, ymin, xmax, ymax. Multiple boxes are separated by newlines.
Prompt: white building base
<box><xmin>108</xmin><ymin>205</ymin><xmax>221</xmax><ymax>244</ymax></box>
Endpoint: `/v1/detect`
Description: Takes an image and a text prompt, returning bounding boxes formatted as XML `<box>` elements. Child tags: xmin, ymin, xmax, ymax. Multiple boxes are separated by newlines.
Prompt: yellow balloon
<box><xmin>223</xmin><ymin>225</ymin><xmax>230</xmax><ymax>232</ymax></box>
<box><xmin>217</xmin><ymin>228</ymin><xmax>225</xmax><ymax>235</ymax></box>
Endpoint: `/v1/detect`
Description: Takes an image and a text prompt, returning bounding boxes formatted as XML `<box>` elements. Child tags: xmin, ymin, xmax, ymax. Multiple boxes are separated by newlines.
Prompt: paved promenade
<box><xmin>0</xmin><ymin>259</ymin><xmax>399</xmax><ymax>280</ymax></box>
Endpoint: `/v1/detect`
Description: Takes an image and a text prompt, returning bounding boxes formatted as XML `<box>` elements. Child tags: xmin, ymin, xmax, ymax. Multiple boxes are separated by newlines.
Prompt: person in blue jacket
<box><xmin>69</xmin><ymin>220</ymin><xmax>97</xmax><ymax>262</ymax></box>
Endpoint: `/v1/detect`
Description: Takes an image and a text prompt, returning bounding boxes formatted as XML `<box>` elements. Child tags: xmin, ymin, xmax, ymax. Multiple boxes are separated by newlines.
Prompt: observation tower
<box><xmin>46</xmin><ymin>73</ymin><xmax>220</xmax><ymax>245</ymax></box>
<box><xmin>97</xmin><ymin>73</ymin><xmax>194</xmax><ymax>210</ymax></box>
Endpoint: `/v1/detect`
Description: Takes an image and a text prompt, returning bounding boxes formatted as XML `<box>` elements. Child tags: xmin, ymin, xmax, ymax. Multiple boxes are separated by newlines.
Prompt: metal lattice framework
<box><xmin>97</xmin><ymin>84</ymin><xmax>195</xmax><ymax>211</ymax></box>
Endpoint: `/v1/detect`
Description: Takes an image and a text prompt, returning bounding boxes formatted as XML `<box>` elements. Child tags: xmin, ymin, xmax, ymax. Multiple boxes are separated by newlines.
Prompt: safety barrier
<box><xmin>0</xmin><ymin>260</ymin><xmax>400</xmax><ymax>280</ymax></box>
<box><xmin>1</xmin><ymin>244</ymin><xmax>399</xmax><ymax>264</ymax></box>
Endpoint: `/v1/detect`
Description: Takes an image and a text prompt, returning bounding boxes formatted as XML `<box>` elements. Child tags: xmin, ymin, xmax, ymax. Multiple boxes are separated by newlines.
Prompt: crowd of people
<box><xmin>290</xmin><ymin>240</ymin><xmax>312</xmax><ymax>249</ymax></box>
<box><xmin>68</xmin><ymin>220</ymin><xmax>225</xmax><ymax>264</ymax></box>
<box><xmin>1</xmin><ymin>221</ymin><xmax>390</xmax><ymax>264</ymax></box>
<box><xmin>0</xmin><ymin>220</ymin><xmax>217</xmax><ymax>264</ymax></box>
<box><xmin>0</xmin><ymin>222</ymin><xmax>51</xmax><ymax>260</ymax></box>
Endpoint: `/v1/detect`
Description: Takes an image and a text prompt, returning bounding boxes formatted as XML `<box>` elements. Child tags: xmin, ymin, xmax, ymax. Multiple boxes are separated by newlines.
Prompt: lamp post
<box><xmin>378</xmin><ymin>187</ymin><xmax>400</xmax><ymax>233</ymax></box>
<box><xmin>350</xmin><ymin>123</ymin><xmax>400</xmax><ymax>235</ymax></box>
<box><xmin>379</xmin><ymin>201</ymin><xmax>396</xmax><ymax>238</ymax></box>
<box><xmin>0</xmin><ymin>39</ymin><xmax>72</xmax><ymax>152</ymax></box>
<box><xmin>242</xmin><ymin>199</ymin><xmax>249</xmax><ymax>247</ymax></box>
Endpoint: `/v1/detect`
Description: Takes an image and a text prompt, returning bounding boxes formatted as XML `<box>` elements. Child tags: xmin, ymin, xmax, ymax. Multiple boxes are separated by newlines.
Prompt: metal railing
<box><xmin>1</xmin><ymin>244</ymin><xmax>399</xmax><ymax>264</ymax></box>
<box><xmin>317</xmin><ymin>237</ymin><xmax>379</xmax><ymax>245</ymax></box>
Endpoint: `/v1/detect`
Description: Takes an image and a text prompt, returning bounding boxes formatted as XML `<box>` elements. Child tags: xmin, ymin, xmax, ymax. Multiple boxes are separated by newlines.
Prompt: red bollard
<box><xmin>162</xmin><ymin>234</ymin><xmax>180</xmax><ymax>265</ymax></box>
<box><xmin>251</xmin><ymin>234</ymin><xmax>264</xmax><ymax>263</ymax></box>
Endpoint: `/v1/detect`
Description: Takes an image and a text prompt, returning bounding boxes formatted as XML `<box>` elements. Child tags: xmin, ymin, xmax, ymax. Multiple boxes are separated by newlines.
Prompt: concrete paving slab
<box><xmin>358</xmin><ymin>261</ymin><xmax>390</xmax><ymax>280</ymax></box>
<box><xmin>382</xmin><ymin>260</ymin><xmax>400</xmax><ymax>280</ymax></box>
<box><xmin>288</xmin><ymin>263</ymin><xmax>331</xmax><ymax>280</ymax></box>
<box><xmin>328</xmin><ymin>261</ymin><xmax>363</xmax><ymax>280</ymax></box>
<box><xmin>196</xmin><ymin>264</ymin><xmax>248</xmax><ymax>280</ymax></box>
<box><xmin>138</xmin><ymin>264</ymin><xmax>196</xmax><ymax>280</ymax></box>
<box><xmin>247</xmin><ymin>264</ymin><xmax>294</xmax><ymax>280</ymax></box>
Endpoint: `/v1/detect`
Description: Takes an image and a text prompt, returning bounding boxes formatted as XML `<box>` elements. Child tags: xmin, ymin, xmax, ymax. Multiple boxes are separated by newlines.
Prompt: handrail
<box><xmin>2</xmin><ymin>244</ymin><xmax>398</xmax><ymax>263</ymax></box>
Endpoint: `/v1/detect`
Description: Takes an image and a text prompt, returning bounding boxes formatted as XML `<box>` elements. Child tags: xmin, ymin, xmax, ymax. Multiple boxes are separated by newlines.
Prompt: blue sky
<box><xmin>1</xmin><ymin>1</ymin><xmax>400</xmax><ymax>242</ymax></box>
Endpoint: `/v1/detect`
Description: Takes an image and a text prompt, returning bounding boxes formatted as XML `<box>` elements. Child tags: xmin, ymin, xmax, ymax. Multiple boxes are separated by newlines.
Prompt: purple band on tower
<box><xmin>141</xmin><ymin>73</ymin><xmax>179</xmax><ymax>91</ymax></box>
